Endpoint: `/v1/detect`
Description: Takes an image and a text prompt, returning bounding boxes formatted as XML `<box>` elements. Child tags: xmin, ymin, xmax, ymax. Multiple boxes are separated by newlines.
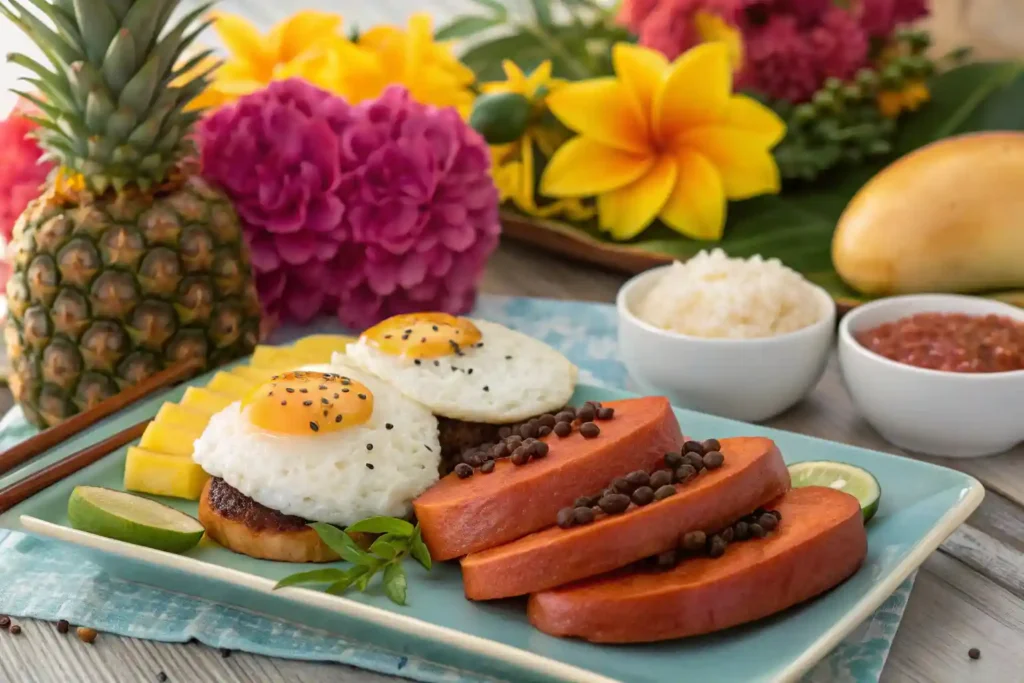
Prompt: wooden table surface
<box><xmin>2</xmin><ymin>1</ymin><xmax>1024</xmax><ymax>682</ymax></box>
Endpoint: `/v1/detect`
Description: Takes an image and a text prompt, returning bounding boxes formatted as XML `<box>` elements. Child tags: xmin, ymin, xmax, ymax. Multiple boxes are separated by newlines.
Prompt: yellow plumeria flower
<box><xmin>483</xmin><ymin>61</ymin><xmax>595</xmax><ymax>221</ymax></box>
<box><xmin>540</xmin><ymin>43</ymin><xmax>785</xmax><ymax>241</ymax></box>
<box><xmin>877</xmin><ymin>81</ymin><xmax>930</xmax><ymax>118</ymax></box>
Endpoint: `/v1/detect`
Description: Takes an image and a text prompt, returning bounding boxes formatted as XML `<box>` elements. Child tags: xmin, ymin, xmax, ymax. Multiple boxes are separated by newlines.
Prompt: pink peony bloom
<box><xmin>741</xmin><ymin>0</ymin><xmax>831</xmax><ymax>27</ymax></box>
<box><xmin>738</xmin><ymin>14</ymin><xmax>821</xmax><ymax>102</ymax></box>
<box><xmin>199</xmin><ymin>79</ymin><xmax>348</xmax><ymax>323</ymax></box>
<box><xmin>636</xmin><ymin>0</ymin><xmax>743</xmax><ymax>61</ymax></box>
<box><xmin>809</xmin><ymin>7</ymin><xmax>870</xmax><ymax>83</ymax></box>
<box><xmin>328</xmin><ymin>86</ymin><xmax>500</xmax><ymax>329</ymax></box>
<box><xmin>0</xmin><ymin>100</ymin><xmax>54</xmax><ymax>291</ymax></box>
<box><xmin>858</xmin><ymin>0</ymin><xmax>929</xmax><ymax>38</ymax></box>
<box><xmin>617</xmin><ymin>0</ymin><xmax>665</xmax><ymax>32</ymax></box>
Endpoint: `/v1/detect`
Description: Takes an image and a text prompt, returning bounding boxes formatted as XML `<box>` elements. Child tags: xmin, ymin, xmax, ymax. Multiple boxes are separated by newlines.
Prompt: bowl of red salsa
<box><xmin>839</xmin><ymin>294</ymin><xmax>1024</xmax><ymax>457</ymax></box>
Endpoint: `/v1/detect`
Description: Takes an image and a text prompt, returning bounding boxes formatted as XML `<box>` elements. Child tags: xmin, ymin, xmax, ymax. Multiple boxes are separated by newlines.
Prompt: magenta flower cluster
<box><xmin>199</xmin><ymin>80</ymin><xmax>500</xmax><ymax>328</ymax></box>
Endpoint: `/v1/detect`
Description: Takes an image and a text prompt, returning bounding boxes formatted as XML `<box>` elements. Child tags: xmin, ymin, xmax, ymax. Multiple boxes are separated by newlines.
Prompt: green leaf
<box><xmin>346</xmin><ymin>516</ymin><xmax>415</xmax><ymax>537</ymax></box>
<box><xmin>354</xmin><ymin>568</ymin><xmax>375</xmax><ymax>592</ymax></box>
<box><xmin>120</xmin><ymin>0</ymin><xmax>176</xmax><ymax>56</ymax></box>
<box><xmin>435</xmin><ymin>16</ymin><xmax>501</xmax><ymax>41</ymax></box>
<box><xmin>102</xmin><ymin>28</ymin><xmax>137</xmax><ymax>93</ymax></box>
<box><xmin>529</xmin><ymin>0</ymin><xmax>554</xmax><ymax>27</ymax></box>
<box><xmin>459</xmin><ymin>32</ymin><xmax>546</xmax><ymax>82</ymax></box>
<box><xmin>274</xmin><ymin>568</ymin><xmax>348</xmax><ymax>590</ymax></box>
<box><xmin>410</xmin><ymin>525</ymin><xmax>432</xmax><ymax>571</ymax></box>
<box><xmin>326</xmin><ymin>565</ymin><xmax>373</xmax><ymax>595</ymax></box>
<box><xmin>309</xmin><ymin>523</ymin><xmax>378</xmax><ymax>566</ymax></box>
<box><xmin>383</xmin><ymin>562</ymin><xmax>408</xmax><ymax>606</ymax></box>
<box><xmin>118</xmin><ymin>53</ymin><xmax>161</xmax><ymax>112</ymax></box>
<box><xmin>468</xmin><ymin>0</ymin><xmax>507</xmax><ymax>18</ymax></box>
<box><xmin>369</xmin><ymin>538</ymin><xmax>399</xmax><ymax>560</ymax></box>
<box><xmin>73</xmin><ymin>0</ymin><xmax>119</xmax><ymax>65</ymax></box>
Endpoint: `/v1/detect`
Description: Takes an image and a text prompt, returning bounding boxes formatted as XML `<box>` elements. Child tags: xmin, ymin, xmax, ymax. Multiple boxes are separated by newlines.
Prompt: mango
<box><xmin>180</xmin><ymin>387</ymin><xmax>234</xmax><ymax>415</ymax></box>
<box><xmin>250</xmin><ymin>345</ymin><xmax>306</xmax><ymax>371</ymax></box>
<box><xmin>291</xmin><ymin>334</ymin><xmax>355</xmax><ymax>363</ymax></box>
<box><xmin>155</xmin><ymin>403</ymin><xmax>210</xmax><ymax>433</ymax></box>
<box><xmin>207</xmin><ymin>371</ymin><xmax>258</xmax><ymax>400</ymax></box>
<box><xmin>140</xmin><ymin>422</ymin><xmax>202</xmax><ymax>457</ymax></box>
<box><xmin>124</xmin><ymin>447</ymin><xmax>209</xmax><ymax>500</ymax></box>
<box><xmin>833</xmin><ymin>132</ymin><xmax>1024</xmax><ymax>296</ymax></box>
<box><xmin>231</xmin><ymin>365</ymin><xmax>278</xmax><ymax>385</ymax></box>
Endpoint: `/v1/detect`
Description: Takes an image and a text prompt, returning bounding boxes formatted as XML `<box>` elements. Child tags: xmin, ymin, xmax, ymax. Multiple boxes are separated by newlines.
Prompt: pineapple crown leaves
<box><xmin>1</xmin><ymin>0</ymin><xmax>220</xmax><ymax>194</ymax></box>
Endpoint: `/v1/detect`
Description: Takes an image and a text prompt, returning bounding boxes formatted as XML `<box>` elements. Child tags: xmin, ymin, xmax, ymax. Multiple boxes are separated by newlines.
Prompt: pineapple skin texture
<box><xmin>5</xmin><ymin>175</ymin><xmax>262</xmax><ymax>428</ymax></box>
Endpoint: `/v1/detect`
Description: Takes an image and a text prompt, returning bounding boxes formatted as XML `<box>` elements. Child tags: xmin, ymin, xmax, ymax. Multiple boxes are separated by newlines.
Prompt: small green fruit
<box><xmin>469</xmin><ymin>92</ymin><xmax>532</xmax><ymax>145</ymax></box>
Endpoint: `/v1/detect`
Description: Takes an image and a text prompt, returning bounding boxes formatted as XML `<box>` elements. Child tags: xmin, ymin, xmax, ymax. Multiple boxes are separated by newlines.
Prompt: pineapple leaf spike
<box><xmin>3</xmin><ymin>0</ymin><xmax>220</xmax><ymax>194</ymax></box>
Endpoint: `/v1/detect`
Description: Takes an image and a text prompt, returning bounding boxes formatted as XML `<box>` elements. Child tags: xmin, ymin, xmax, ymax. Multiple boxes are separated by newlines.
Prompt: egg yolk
<box><xmin>359</xmin><ymin>313</ymin><xmax>482</xmax><ymax>360</ymax></box>
<box><xmin>245</xmin><ymin>371</ymin><xmax>373</xmax><ymax>435</ymax></box>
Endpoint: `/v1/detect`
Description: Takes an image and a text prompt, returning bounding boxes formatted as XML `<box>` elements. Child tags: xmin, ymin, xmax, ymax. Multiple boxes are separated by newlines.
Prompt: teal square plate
<box><xmin>0</xmin><ymin>382</ymin><xmax>982</xmax><ymax>683</ymax></box>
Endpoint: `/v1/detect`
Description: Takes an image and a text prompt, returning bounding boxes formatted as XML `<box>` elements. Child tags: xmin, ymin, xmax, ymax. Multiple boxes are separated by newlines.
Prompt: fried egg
<box><xmin>191</xmin><ymin>362</ymin><xmax>440</xmax><ymax>526</ymax></box>
<box><xmin>343</xmin><ymin>313</ymin><xmax>577</xmax><ymax>423</ymax></box>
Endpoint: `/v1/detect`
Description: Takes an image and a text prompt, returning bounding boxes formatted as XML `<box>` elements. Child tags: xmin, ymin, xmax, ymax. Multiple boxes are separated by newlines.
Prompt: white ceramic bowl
<box><xmin>838</xmin><ymin>294</ymin><xmax>1024</xmax><ymax>458</ymax></box>
<box><xmin>616</xmin><ymin>265</ymin><xmax>836</xmax><ymax>423</ymax></box>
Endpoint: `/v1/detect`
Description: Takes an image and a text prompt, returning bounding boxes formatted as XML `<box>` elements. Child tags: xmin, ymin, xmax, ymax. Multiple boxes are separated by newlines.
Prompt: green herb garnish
<box><xmin>273</xmin><ymin>517</ymin><xmax>432</xmax><ymax>606</ymax></box>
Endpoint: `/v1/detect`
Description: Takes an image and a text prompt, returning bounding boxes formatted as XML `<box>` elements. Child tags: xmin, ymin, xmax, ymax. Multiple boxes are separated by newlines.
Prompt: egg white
<box><xmin>191</xmin><ymin>362</ymin><xmax>440</xmax><ymax>526</ymax></box>
<box><xmin>342</xmin><ymin>319</ymin><xmax>578</xmax><ymax>423</ymax></box>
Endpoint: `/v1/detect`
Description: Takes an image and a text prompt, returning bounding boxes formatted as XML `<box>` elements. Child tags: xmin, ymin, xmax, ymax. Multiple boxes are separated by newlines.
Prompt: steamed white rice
<box><xmin>635</xmin><ymin>250</ymin><xmax>823</xmax><ymax>339</ymax></box>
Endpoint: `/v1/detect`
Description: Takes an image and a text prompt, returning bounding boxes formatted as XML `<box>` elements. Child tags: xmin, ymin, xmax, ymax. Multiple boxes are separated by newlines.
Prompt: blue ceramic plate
<box><xmin>0</xmin><ymin>380</ymin><xmax>982</xmax><ymax>683</ymax></box>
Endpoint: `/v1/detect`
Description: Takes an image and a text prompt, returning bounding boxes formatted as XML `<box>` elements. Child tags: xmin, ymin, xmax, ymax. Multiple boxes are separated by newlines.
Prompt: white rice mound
<box><xmin>635</xmin><ymin>249</ymin><xmax>824</xmax><ymax>339</ymax></box>
<box><xmin>192</xmin><ymin>363</ymin><xmax>440</xmax><ymax>526</ymax></box>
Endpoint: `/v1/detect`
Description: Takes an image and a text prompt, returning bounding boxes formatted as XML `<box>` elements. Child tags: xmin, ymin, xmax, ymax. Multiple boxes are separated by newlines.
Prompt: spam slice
<box><xmin>461</xmin><ymin>437</ymin><xmax>790</xmax><ymax>599</ymax></box>
<box><xmin>528</xmin><ymin>486</ymin><xmax>866</xmax><ymax>643</ymax></box>
<box><xmin>414</xmin><ymin>397</ymin><xmax>683</xmax><ymax>561</ymax></box>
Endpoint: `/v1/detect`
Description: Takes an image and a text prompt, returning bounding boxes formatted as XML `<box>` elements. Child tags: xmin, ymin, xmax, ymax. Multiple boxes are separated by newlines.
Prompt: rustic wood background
<box><xmin>1</xmin><ymin>1</ymin><xmax>1023</xmax><ymax>682</ymax></box>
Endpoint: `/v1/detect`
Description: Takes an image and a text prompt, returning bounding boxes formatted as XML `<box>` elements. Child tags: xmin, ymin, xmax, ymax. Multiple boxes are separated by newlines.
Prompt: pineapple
<box><xmin>1</xmin><ymin>0</ymin><xmax>261</xmax><ymax>428</ymax></box>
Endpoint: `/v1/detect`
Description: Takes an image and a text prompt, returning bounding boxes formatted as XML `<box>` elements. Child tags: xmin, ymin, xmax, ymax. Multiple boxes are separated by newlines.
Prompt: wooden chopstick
<box><xmin>0</xmin><ymin>360</ymin><xmax>199</xmax><ymax>476</ymax></box>
<box><xmin>0</xmin><ymin>419</ymin><xmax>150</xmax><ymax>513</ymax></box>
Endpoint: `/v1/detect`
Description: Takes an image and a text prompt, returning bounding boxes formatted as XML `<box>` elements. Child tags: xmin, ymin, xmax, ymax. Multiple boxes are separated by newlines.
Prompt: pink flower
<box><xmin>738</xmin><ymin>14</ymin><xmax>821</xmax><ymax>102</ymax></box>
<box><xmin>617</xmin><ymin>0</ymin><xmax>664</xmax><ymax>32</ymax></box>
<box><xmin>810</xmin><ymin>7</ymin><xmax>869</xmax><ymax>83</ymax></box>
<box><xmin>636</xmin><ymin>0</ymin><xmax>742</xmax><ymax>61</ymax></box>
<box><xmin>328</xmin><ymin>86</ymin><xmax>500</xmax><ymax>329</ymax></box>
<box><xmin>741</xmin><ymin>0</ymin><xmax>831</xmax><ymax>27</ymax></box>
<box><xmin>199</xmin><ymin>79</ymin><xmax>348</xmax><ymax>323</ymax></box>
<box><xmin>0</xmin><ymin>100</ymin><xmax>53</xmax><ymax>291</ymax></box>
<box><xmin>858</xmin><ymin>0</ymin><xmax>929</xmax><ymax>38</ymax></box>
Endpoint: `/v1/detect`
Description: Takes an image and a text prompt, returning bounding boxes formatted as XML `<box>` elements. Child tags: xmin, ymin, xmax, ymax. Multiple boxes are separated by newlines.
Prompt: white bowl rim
<box><xmin>838</xmin><ymin>293</ymin><xmax>1024</xmax><ymax>380</ymax></box>
<box><xmin>616</xmin><ymin>263</ymin><xmax>836</xmax><ymax>345</ymax></box>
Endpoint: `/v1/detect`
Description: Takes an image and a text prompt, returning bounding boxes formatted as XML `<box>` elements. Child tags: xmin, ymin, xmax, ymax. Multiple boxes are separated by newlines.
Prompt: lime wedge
<box><xmin>788</xmin><ymin>461</ymin><xmax>881</xmax><ymax>523</ymax></box>
<box><xmin>67</xmin><ymin>486</ymin><xmax>205</xmax><ymax>553</ymax></box>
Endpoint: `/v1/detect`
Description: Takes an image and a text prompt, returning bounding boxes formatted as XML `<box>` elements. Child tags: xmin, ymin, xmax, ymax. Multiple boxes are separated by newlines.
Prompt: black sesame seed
<box><xmin>334</xmin><ymin>393</ymin><xmax>339</xmax><ymax>398</ymax></box>
<box><xmin>483</xmin><ymin>385</ymin><xmax>489</xmax><ymax>392</ymax></box>
<box><xmin>468</xmin><ymin>369</ymin><xmax>474</xmax><ymax>375</ymax></box>
<box><xmin>358</xmin><ymin>393</ymin><xmax>367</xmax><ymax>400</ymax></box>
<box><xmin>968</xmin><ymin>647</ymin><xmax>981</xmax><ymax>660</ymax></box>
<box><xmin>299</xmin><ymin>388</ymin><xmax>308</xmax><ymax>393</ymax></box>
<box><xmin>267</xmin><ymin>391</ymin><xmax>273</xmax><ymax>396</ymax></box>
<box><xmin>366</xmin><ymin>463</ymin><xmax>374</xmax><ymax>470</ymax></box>
<box><xmin>425</xmin><ymin>445</ymin><xmax>433</xmax><ymax>452</ymax></box>
<box><xmin>405</xmin><ymin>329</ymin><xmax>412</xmax><ymax>334</ymax></box>
<box><xmin>366</xmin><ymin>444</ymin><xmax>373</xmax><ymax>451</ymax></box>
<box><xmin>321</xmin><ymin>397</ymin><xmax>329</xmax><ymax>404</ymax></box>
<box><xmin>341</xmin><ymin>378</ymin><xmax>351</xmax><ymax>385</ymax></box>
<box><xmin>384</xmin><ymin>334</ymin><xmax>392</xmax><ymax>339</ymax></box>
<box><xmin>414</xmin><ymin>359</ymin><xmax>421</xmax><ymax>365</ymax></box>
<box><xmin>323</xmin><ymin>410</ymin><xmax>328</xmax><ymax>417</ymax></box>
<box><xmin>318</xmin><ymin>385</ymin><xmax>327</xmax><ymax>390</ymax></box>
<box><xmin>280</xmin><ymin>400</ymin><xmax>286</xmax><ymax>406</ymax></box>
<box><xmin>309</xmin><ymin>422</ymin><xmax>319</xmax><ymax>432</ymax></box>
<box><xmin>505</xmin><ymin>355</ymin><xmax>512</xmax><ymax>360</ymax></box>
<box><xmin>335</xmin><ymin>415</ymin><xmax>343</xmax><ymax>423</ymax></box>
<box><xmin>385</xmin><ymin>423</ymin><xmax>394</xmax><ymax>430</ymax></box>
<box><xmin>402</xmin><ymin>335</ymin><xmax>409</xmax><ymax>341</ymax></box>
<box><xmin>432</xmin><ymin>325</ymin><xmax>439</xmax><ymax>331</ymax></box>
<box><xmin>451</xmin><ymin>366</ymin><xmax>458</xmax><ymax>372</ymax></box>
<box><xmin>342</xmin><ymin>388</ymin><xmax>350</xmax><ymax>393</ymax></box>
<box><xmin>303</xmin><ymin>400</ymin><xmax>312</xmax><ymax>406</ymax></box>
<box><xmin>286</xmin><ymin>388</ymin><xmax>295</xmax><ymax>393</ymax></box>
<box><xmin>433</xmin><ymin>360</ymin><xmax>440</xmax><ymax>366</ymax></box>
<box><xmin>421</xmin><ymin>337</ymin><xmax>427</xmax><ymax>343</ymax></box>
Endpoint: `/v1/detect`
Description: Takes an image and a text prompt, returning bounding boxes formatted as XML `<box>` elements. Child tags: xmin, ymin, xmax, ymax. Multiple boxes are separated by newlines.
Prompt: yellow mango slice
<box><xmin>291</xmin><ymin>334</ymin><xmax>356</xmax><ymax>363</ymax></box>
<box><xmin>180</xmin><ymin>387</ymin><xmax>234</xmax><ymax>415</ymax></box>
<box><xmin>207</xmin><ymin>371</ymin><xmax>258</xmax><ymax>399</ymax></box>
<box><xmin>155</xmin><ymin>403</ymin><xmax>211</xmax><ymax>434</ymax></box>
<box><xmin>231</xmin><ymin>365</ymin><xmax>279</xmax><ymax>384</ymax></box>
<box><xmin>250</xmin><ymin>345</ymin><xmax>306</xmax><ymax>371</ymax></box>
<box><xmin>140</xmin><ymin>421</ymin><xmax>202</xmax><ymax>457</ymax></box>
<box><xmin>124</xmin><ymin>447</ymin><xmax>209</xmax><ymax>500</ymax></box>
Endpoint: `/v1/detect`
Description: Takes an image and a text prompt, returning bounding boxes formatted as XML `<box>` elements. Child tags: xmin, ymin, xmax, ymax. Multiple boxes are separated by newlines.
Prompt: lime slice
<box><xmin>67</xmin><ymin>486</ymin><xmax>205</xmax><ymax>553</ymax></box>
<box><xmin>788</xmin><ymin>461</ymin><xmax>881</xmax><ymax>523</ymax></box>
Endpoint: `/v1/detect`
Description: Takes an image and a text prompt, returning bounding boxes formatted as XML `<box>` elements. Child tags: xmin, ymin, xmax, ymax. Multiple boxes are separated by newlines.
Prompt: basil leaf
<box><xmin>410</xmin><ymin>525</ymin><xmax>432</xmax><ymax>571</ymax></box>
<box><xmin>369</xmin><ymin>538</ymin><xmax>399</xmax><ymax>560</ymax></box>
<box><xmin>273</xmin><ymin>568</ymin><xmax>347</xmax><ymax>590</ymax></box>
<box><xmin>383</xmin><ymin>562</ymin><xmax>408</xmax><ymax>606</ymax></box>
<box><xmin>346</xmin><ymin>517</ymin><xmax>415</xmax><ymax>537</ymax></box>
<box><xmin>354</xmin><ymin>568</ymin><xmax>375</xmax><ymax>592</ymax></box>
<box><xmin>326</xmin><ymin>565</ymin><xmax>372</xmax><ymax>595</ymax></box>
<box><xmin>309</xmin><ymin>523</ymin><xmax>376</xmax><ymax>566</ymax></box>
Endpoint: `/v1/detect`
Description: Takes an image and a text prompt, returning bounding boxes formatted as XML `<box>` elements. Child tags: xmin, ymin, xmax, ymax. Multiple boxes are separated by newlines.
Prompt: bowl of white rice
<box><xmin>616</xmin><ymin>250</ymin><xmax>836</xmax><ymax>422</ymax></box>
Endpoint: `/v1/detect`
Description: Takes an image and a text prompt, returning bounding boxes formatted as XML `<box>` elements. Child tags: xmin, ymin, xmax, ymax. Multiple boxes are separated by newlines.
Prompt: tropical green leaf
<box><xmin>529</xmin><ymin>0</ymin><xmax>554</xmax><ymax>27</ymax></box>
<box><xmin>346</xmin><ymin>516</ymin><xmax>415</xmax><ymax>537</ymax></box>
<box><xmin>435</xmin><ymin>15</ymin><xmax>501</xmax><ymax>41</ymax></box>
<box><xmin>274</xmin><ymin>568</ymin><xmax>347</xmax><ymax>590</ymax></box>
<box><xmin>326</xmin><ymin>565</ymin><xmax>374</xmax><ymax>595</ymax></box>
<box><xmin>460</xmin><ymin>31</ymin><xmax>546</xmax><ymax>81</ymax></box>
<box><xmin>309</xmin><ymin>523</ymin><xmax>377</xmax><ymax>566</ymax></box>
<box><xmin>369</xmin><ymin>538</ymin><xmax>399</xmax><ymax>560</ymax></box>
<box><xmin>468</xmin><ymin>0</ymin><xmax>507</xmax><ymax>18</ymax></box>
<box><xmin>383</xmin><ymin>563</ymin><xmax>408</xmax><ymax>605</ymax></box>
<box><xmin>410</xmin><ymin>525</ymin><xmax>432</xmax><ymax>571</ymax></box>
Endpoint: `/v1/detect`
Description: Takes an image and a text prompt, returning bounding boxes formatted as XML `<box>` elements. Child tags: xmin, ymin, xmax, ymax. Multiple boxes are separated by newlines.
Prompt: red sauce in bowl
<box><xmin>856</xmin><ymin>312</ymin><xmax>1024</xmax><ymax>373</ymax></box>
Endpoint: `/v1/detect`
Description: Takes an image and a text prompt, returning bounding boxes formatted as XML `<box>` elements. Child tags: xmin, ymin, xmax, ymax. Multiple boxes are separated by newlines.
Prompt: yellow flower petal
<box><xmin>518</xmin><ymin>135</ymin><xmax>536</xmax><ymax>209</ymax></box>
<box><xmin>212</xmin><ymin>12</ymin><xmax>274</xmax><ymax>77</ymax></box>
<box><xmin>598</xmin><ymin>155</ymin><xmax>678</xmax><ymax>241</ymax></box>
<box><xmin>541</xmin><ymin>137</ymin><xmax>654</xmax><ymax>198</ymax></box>
<box><xmin>678</xmin><ymin>127</ymin><xmax>781</xmax><ymax>199</ymax></box>
<box><xmin>659</xmin><ymin>149</ymin><xmax>726</xmax><ymax>240</ymax></box>
<box><xmin>693</xmin><ymin>12</ymin><xmax>744</xmax><ymax>72</ymax></box>
<box><xmin>547</xmin><ymin>78</ymin><xmax>651</xmax><ymax>154</ymax></box>
<box><xmin>612</xmin><ymin>44</ymin><xmax>667</xmax><ymax>138</ymax></box>
<box><xmin>654</xmin><ymin>42</ymin><xmax>731</xmax><ymax>145</ymax></box>
<box><xmin>269</xmin><ymin>11</ymin><xmax>343</xmax><ymax>62</ymax></box>
<box><xmin>724</xmin><ymin>95</ymin><xmax>786</xmax><ymax>146</ymax></box>
<box><xmin>525</xmin><ymin>60</ymin><xmax>553</xmax><ymax>97</ymax></box>
<box><xmin>485</xmin><ymin>60</ymin><xmax>526</xmax><ymax>94</ymax></box>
